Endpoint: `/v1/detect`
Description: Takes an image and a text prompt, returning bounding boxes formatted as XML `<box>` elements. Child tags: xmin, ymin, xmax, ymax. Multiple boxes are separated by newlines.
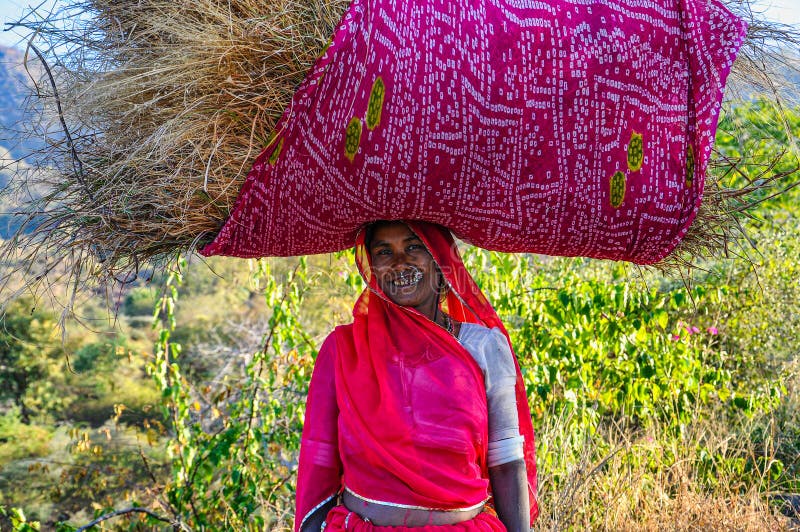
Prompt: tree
<box><xmin>0</xmin><ymin>298</ymin><xmax>63</xmax><ymax>423</ymax></box>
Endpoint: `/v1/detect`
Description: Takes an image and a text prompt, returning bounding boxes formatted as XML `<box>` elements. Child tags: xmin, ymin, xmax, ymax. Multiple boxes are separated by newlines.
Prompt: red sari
<box><xmin>295</xmin><ymin>222</ymin><xmax>538</xmax><ymax>530</ymax></box>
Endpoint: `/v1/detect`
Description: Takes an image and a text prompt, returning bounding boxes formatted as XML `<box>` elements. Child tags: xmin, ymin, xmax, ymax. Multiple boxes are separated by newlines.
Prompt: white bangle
<box><xmin>487</xmin><ymin>435</ymin><xmax>524</xmax><ymax>467</ymax></box>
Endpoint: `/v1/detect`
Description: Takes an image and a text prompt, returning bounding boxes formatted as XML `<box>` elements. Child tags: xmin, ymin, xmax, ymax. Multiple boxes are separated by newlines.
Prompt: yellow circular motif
<box><xmin>366</xmin><ymin>77</ymin><xmax>386</xmax><ymax>131</ymax></box>
<box><xmin>627</xmin><ymin>131</ymin><xmax>643</xmax><ymax>172</ymax></box>
<box><xmin>685</xmin><ymin>144</ymin><xmax>695</xmax><ymax>186</ymax></box>
<box><xmin>268</xmin><ymin>137</ymin><xmax>284</xmax><ymax>166</ymax></box>
<box><xmin>344</xmin><ymin>117</ymin><xmax>363</xmax><ymax>162</ymax></box>
<box><xmin>610</xmin><ymin>171</ymin><xmax>626</xmax><ymax>208</ymax></box>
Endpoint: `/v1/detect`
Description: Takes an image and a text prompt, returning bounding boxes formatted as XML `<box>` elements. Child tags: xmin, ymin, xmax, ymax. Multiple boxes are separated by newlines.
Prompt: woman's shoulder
<box><xmin>317</xmin><ymin>323</ymin><xmax>355</xmax><ymax>358</ymax></box>
<box><xmin>459</xmin><ymin>323</ymin><xmax>516</xmax><ymax>378</ymax></box>
<box><xmin>459</xmin><ymin>322</ymin><xmax>509</xmax><ymax>349</ymax></box>
<box><xmin>321</xmin><ymin>322</ymin><xmax>354</xmax><ymax>339</ymax></box>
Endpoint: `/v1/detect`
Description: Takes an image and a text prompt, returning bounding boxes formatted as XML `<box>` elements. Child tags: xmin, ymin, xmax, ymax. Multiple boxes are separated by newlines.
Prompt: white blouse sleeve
<box><xmin>484</xmin><ymin>328</ymin><xmax>524</xmax><ymax>466</ymax></box>
<box><xmin>461</xmin><ymin>325</ymin><xmax>525</xmax><ymax>467</ymax></box>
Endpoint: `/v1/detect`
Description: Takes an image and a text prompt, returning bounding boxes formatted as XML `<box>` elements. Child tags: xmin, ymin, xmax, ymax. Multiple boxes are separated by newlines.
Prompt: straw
<box><xmin>2</xmin><ymin>0</ymin><xmax>349</xmax><ymax>295</ymax></box>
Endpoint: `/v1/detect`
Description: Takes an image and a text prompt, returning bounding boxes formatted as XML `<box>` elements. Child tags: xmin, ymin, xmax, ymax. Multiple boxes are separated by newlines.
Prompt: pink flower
<box><xmin>707</xmin><ymin>327</ymin><xmax>718</xmax><ymax>335</ymax></box>
<box><xmin>691</xmin><ymin>326</ymin><xmax>700</xmax><ymax>334</ymax></box>
<box><xmin>671</xmin><ymin>334</ymin><xmax>681</xmax><ymax>341</ymax></box>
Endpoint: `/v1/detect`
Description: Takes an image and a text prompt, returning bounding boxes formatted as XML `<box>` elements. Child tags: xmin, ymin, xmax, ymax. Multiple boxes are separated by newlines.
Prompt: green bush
<box><xmin>0</xmin><ymin>298</ymin><xmax>66</xmax><ymax>423</ymax></box>
<box><xmin>123</xmin><ymin>287</ymin><xmax>158</xmax><ymax>317</ymax></box>
<box><xmin>0</xmin><ymin>409</ymin><xmax>51</xmax><ymax>465</ymax></box>
<box><xmin>462</xmin><ymin>251</ymin><xmax>785</xmax><ymax>431</ymax></box>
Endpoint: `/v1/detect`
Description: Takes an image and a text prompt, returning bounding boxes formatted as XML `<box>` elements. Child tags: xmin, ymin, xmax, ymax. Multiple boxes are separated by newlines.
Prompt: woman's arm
<box><xmin>295</xmin><ymin>333</ymin><xmax>342</xmax><ymax>532</ymax></box>
<box><xmin>489</xmin><ymin>458</ymin><xmax>530</xmax><ymax>532</ymax></box>
<box><xmin>480</xmin><ymin>328</ymin><xmax>530</xmax><ymax>531</ymax></box>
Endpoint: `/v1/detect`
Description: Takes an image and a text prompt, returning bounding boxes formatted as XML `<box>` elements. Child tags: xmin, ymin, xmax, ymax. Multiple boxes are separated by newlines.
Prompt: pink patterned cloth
<box><xmin>201</xmin><ymin>0</ymin><xmax>746</xmax><ymax>263</ymax></box>
<box><xmin>322</xmin><ymin>505</ymin><xmax>506</xmax><ymax>531</ymax></box>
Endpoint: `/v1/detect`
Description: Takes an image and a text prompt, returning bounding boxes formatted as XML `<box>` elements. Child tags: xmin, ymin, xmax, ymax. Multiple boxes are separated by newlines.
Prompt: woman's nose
<box><xmin>388</xmin><ymin>250</ymin><xmax>411</xmax><ymax>267</ymax></box>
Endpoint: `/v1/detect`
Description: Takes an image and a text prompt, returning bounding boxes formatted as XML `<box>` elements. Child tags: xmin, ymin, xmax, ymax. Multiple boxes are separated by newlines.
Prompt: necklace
<box><xmin>443</xmin><ymin>313</ymin><xmax>455</xmax><ymax>336</ymax></box>
<box><xmin>433</xmin><ymin>305</ymin><xmax>457</xmax><ymax>337</ymax></box>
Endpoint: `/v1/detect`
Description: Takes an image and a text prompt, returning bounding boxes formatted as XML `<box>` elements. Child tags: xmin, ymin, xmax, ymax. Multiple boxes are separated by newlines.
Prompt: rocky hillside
<box><xmin>0</xmin><ymin>45</ymin><xmax>40</xmax><ymax>164</ymax></box>
<box><xmin>0</xmin><ymin>45</ymin><xmax>43</xmax><ymax>238</ymax></box>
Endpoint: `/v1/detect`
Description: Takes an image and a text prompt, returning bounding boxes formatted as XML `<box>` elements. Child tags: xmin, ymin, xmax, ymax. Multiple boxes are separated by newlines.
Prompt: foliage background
<box><xmin>0</xmin><ymin>103</ymin><xmax>798</xmax><ymax>530</ymax></box>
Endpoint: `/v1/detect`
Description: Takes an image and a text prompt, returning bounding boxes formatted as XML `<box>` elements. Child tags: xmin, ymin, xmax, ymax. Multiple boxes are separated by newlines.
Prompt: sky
<box><xmin>1</xmin><ymin>0</ymin><xmax>799</xmax><ymax>49</ymax></box>
<box><xmin>0</xmin><ymin>0</ymin><xmax>31</xmax><ymax>49</ymax></box>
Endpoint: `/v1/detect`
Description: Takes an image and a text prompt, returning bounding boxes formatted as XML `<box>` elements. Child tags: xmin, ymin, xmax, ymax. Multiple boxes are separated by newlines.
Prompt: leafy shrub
<box><xmin>462</xmin><ymin>251</ymin><xmax>784</xmax><ymax>431</ymax></box>
<box><xmin>72</xmin><ymin>338</ymin><xmax>128</xmax><ymax>373</ymax></box>
<box><xmin>0</xmin><ymin>409</ymin><xmax>51</xmax><ymax>465</ymax></box>
<box><xmin>123</xmin><ymin>287</ymin><xmax>158</xmax><ymax>317</ymax></box>
<box><xmin>0</xmin><ymin>298</ymin><xmax>66</xmax><ymax>423</ymax></box>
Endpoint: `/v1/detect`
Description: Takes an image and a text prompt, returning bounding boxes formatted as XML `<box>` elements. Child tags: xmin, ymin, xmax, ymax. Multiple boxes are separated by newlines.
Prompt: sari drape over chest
<box><xmin>295</xmin><ymin>222</ymin><xmax>538</xmax><ymax>530</ymax></box>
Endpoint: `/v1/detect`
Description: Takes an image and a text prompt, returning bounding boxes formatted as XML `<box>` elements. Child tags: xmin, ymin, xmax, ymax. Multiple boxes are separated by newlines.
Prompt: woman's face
<box><xmin>368</xmin><ymin>222</ymin><xmax>442</xmax><ymax>317</ymax></box>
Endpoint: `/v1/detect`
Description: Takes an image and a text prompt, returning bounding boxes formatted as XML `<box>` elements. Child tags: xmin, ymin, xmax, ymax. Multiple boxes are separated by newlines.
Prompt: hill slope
<box><xmin>0</xmin><ymin>45</ymin><xmax>44</xmax><ymax>238</ymax></box>
<box><xmin>0</xmin><ymin>45</ymin><xmax>40</xmax><ymax>164</ymax></box>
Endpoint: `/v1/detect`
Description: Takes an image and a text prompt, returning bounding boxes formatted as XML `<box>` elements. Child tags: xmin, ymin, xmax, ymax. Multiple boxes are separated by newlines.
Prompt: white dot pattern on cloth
<box><xmin>202</xmin><ymin>0</ymin><xmax>747</xmax><ymax>264</ymax></box>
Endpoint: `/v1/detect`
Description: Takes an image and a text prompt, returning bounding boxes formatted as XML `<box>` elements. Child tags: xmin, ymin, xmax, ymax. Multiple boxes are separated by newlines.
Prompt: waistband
<box><xmin>344</xmin><ymin>487</ymin><xmax>487</xmax><ymax>512</ymax></box>
<box><xmin>324</xmin><ymin>504</ymin><xmax>504</xmax><ymax>531</ymax></box>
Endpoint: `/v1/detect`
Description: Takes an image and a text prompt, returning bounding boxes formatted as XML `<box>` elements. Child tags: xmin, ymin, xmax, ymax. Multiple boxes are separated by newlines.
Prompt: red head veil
<box><xmin>336</xmin><ymin>220</ymin><xmax>539</xmax><ymax>521</ymax></box>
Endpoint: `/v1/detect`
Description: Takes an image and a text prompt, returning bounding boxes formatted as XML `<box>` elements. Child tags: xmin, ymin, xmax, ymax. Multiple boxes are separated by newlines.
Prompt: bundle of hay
<box><xmin>1</xmin><ymin>0</ymin><xmax>798</xmax><ymax>298</ymax></box>
<box><xmin>3</xmin><ymin>0</ymin><xmax>348</xmax><ymax>289</ymax></box>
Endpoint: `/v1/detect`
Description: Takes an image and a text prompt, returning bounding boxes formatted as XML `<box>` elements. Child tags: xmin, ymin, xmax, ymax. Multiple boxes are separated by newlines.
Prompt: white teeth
<box><xmin>391</xmin><ymin>268</ymin><xmax>423</xmax><ymax>287</ymax></box>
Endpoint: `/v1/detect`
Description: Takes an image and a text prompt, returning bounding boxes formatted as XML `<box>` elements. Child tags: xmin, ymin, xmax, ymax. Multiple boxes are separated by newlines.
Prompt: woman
<box><xmin>296</xmin><ymin>221</ymin><xmax>538</xmax><ymax>531</ymax></box>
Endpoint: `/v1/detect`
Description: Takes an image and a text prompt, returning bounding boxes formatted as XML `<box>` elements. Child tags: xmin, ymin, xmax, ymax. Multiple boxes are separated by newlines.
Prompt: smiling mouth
<box><xmin>390</xmin><ymin>267</ymin><xmax>423</xmax><ymax>288</ymax></box>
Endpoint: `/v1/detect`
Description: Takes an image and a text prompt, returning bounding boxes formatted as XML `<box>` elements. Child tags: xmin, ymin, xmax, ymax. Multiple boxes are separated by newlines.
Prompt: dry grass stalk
<box><xmin>0</xmin><ymin>0</ymin><xmax>797</xmax><ymax>305</ymax></box>
<box><xmin>658</xmin><ymin>156</ymin><xmax>800</xmax><ymax>274</ymax></box>
<box><xmin>534</xmin><ymin>411</ymin><xmax>795</xmax><ymax>531</ymax></box>
<box><xmin>1</xmin><ymin>0</ymin><xmax>349</xmax><ymax>300</ymax></box>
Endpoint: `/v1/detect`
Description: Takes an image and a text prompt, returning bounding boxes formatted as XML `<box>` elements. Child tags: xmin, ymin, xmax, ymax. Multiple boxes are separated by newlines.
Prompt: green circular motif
<box><xmin>264</xmin><ymin>130</ymin><xmax>277</xmax><ymax>148</ymax></box>
<box><xmin>685</xmin><ymin>144</ymin><xmax>695</xmax><ymax>186</ymax></box>
<box><xmin>627</xmin><ymin>131</ymin><xmax>643</xmax><ymax>172</ymax></box>
<box><xmin>366</xmin><ymin>77</ymin><xmax>386</xmax><ymax>131</ymax></box>
<box><xmin>344</xmin><ymin>117</ymin><xmax>363</xmax><ymax>162</ymax></box>
<box><xmin>320</xmin><ymin>39</ymin><xmax>332</xmax><ymax>59</ymax></box>
<box><xmin>268</xmin><ymin>137</ymin><xmax>284</xmax><ymax>166</ymax></box>
<box><xmin>610</xmin><ymin>171</ymin><xmax>626</xmax><ymax>208</ymax></box>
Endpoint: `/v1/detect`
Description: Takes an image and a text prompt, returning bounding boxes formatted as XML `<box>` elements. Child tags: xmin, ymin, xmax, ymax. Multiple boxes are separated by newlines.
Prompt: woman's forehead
<box><xmin>370</xmin><ymin>222</ymin><xmax>419</xmax><ymax>243</ymax></box>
